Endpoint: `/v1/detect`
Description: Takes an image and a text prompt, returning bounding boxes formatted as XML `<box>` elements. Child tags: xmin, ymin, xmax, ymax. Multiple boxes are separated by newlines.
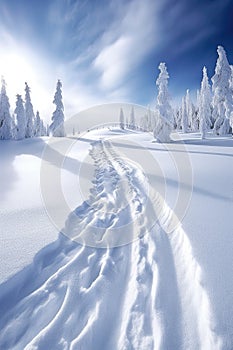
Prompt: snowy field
<box><xmin>0</xmin><ymin>129</ymin><xmax>233</xmax><ymax>349</ymax></box>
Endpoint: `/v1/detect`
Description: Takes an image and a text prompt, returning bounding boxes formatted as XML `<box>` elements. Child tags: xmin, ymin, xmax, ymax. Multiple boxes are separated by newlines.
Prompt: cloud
<box><xmin>43</xmin><ymin>0</ymin><xmax>160</xmax><ymax>112</ymax></box>
<box><xmin>93</xmin><ymin>0</ymin><xmax>158</xmax><ymax>91</ymax></box>
<box><xmin>0</xmin><ymin>0</ymin><xmax>156</xmax><ymax>122</ymax></box>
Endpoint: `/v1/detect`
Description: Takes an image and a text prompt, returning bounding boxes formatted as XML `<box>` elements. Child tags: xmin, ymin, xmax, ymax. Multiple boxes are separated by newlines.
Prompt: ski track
<box><xmin>0</xmin><ymin>138</ymin><xmax>223</xmax><ymax>350</ymax></box>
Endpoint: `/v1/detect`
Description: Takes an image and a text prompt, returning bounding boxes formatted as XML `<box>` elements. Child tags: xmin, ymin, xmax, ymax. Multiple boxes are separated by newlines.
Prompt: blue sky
<box><xmin>0</xmin><ymin>0</ymin><xmax>232</xmax><ymax>119</ymax></box>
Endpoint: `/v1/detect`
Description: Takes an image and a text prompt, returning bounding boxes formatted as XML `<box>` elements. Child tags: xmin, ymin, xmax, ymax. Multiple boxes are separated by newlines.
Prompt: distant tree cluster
<box><xmin>174</xmin><ymin>46</ymin><xmax>233</xmax><ymax>138</ymax></box>
<box><xmin>0</xmin><ymin>79</ymin><xmax>65</xmax><ymax>140</ymax></box>
<box><xmin>119</xmin><ymin>106</ymin><xmax>137</xmax><ymax>130</ymax></box>
<box><xmin>138</xmin><ymin>45</ymin><xmax>233</xmax><ymax>141</ymax></box>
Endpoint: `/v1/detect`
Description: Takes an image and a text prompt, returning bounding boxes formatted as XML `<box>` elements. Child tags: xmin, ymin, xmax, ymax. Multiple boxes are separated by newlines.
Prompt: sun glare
<box><xmin>0</xmin><ymin>51</ymin><xmax>53</xmax><ymax>120</ymax></box>
<box><xmin>0</xmin><ymin>52</ymin><xmax>35</xmax><ymax>88</ymax></box>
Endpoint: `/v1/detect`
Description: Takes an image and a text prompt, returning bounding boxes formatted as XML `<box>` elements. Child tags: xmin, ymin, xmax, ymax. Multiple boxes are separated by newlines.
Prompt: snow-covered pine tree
<box><xmin>230</xmin><ymin>66</ymin><xmax>233</xmax><ymax>134</ymax></box>
<box><xmin>0</xmin><ymin>78</ymin><xmax>12</xmax><ymax>140</ymax></box>
<box><xmin>196</xmin><ymin>89</ymin><xmax>200</xmax><ymax>127</ymax></box>
<box><xmin>181</xmin><ymin>96</ymin><xmax>188</xmax><ymax>132</ymax></box>
<box><xmin>156</xmin><ymin>63</ymin><xmax>173</xmax><ymax>124</ymax></box>
<box><xmin>49</xmin><ymin>80</ymin><xmax>65</xmax><ymax>137</ymax></box>
<box><xmin>174</xmin><ymin>107</ymin><xmax>181</xmax><ymax>130</ymax></box>
<box><xmin>125</xmin><ymin>115</ymin><xmax>129</xmax><ymax>129</ymax></box>
<box><xmin>25</xmin><ymin>82</ymin><xmax>35</xmax><ymax>138</ymax></box>
<box><xmin>212</xmin><ymin>46</ymin><xmax>233</xmax><ymax>135</ymax></box>
<box><xmin>185</xmin><ymin>89</ymin><xmax>192</xmax><ymax>129</ymax></box>
<box><xmin>119</xmin><ymin>107</ymin><xmax>124</xmax><ymax>129</ymax></box>
<box><xmin>11</xmin><ymin>113</ymin><xmax>17</xmax><ymax>140</ymax></box>
<box><xmin>129</xmin><ymin>106</ymin><xmax>135</xmax><ymax>130</ymax></box>
<box><xmin>41</xmin><ymin>120</ymin><xmax>46</xmax><ymax>136</ymax></box>
<box><xmin>15</xmin><ymin>94</ymin><xmax>26</xmax><ymax>140</ymax></box>
<box><xmin>35</xmin><ymin>111</ymin><xmax>42</xmax><ymax>137</ymax></box>
<box><xmin>198</xmin><ymin>67</ymin><xmax>212</xmax><ymax>139</ymax></box>
<box><xmin>186</xmin><ymin>89</ymin><xmax>198</xmax><ymax>131</ymax></box>
<box><xmin>153</xmin><ymin>62</ymin><xmax>173</xmax><ymax>142</ymax></box>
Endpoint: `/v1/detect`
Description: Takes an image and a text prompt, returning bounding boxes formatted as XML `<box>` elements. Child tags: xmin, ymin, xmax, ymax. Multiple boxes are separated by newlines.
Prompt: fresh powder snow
<box><xmin>0</xmin><ymin>128</ymin><xmax>232</xmax><ymax>349</ymax></box>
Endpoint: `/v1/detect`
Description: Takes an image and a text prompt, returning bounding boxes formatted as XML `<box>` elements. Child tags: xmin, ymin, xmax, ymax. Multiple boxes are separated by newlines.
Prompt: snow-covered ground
<box><xmin>0</xmin><ymin>129</ymin><xmax>232</xmax><ymax>349</ymax></box>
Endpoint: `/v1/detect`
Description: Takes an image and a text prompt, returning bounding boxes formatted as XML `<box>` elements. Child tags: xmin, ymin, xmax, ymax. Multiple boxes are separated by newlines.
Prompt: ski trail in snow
<box><xmin>0</xmin><ymin>137</ymin><xmax>222</xmax><ymax>350</ymax></box>
<box><xmin>97</xmin><ymin>140</ymin><xmax>221</xmax><ymax>350</ymax></box>
<box><xmin>65</xmin><ymin>139</ymin><xmax>151</xmax><ymax>247</ymax></box>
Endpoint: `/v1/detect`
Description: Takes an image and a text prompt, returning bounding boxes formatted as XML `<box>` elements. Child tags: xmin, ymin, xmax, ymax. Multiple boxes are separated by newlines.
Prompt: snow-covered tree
<box><xmin>119</xmin><ymin>107</ymin><xmax>124</xmax><ymax>129</ymax></box>
<box><xmin>0</xmin><ymin>78</ymin><xmax>12</xmax><ymax>140</ymax></box>
<box><xmin>153</xmin><ymin>62</ymin><xmax>173</xmax><ymax>142</ymax></box>
<box><xmin>146</xmin><ymin>108</ymin><xmax>152</xmax><ymax>131</ymax></box>
<box><xmin>185</xmin><ymin>89</ymin><xmax>192</xmax><ymax>128</ymax></box>
<box><xmin>156</xmin><ymin>63</ymin><xmax>173</xmax><ymax>124</ymax></box>
<box><xmin>49</xmin><ymin>80</ymin><xmax>65</xmax><ymax>137</ymax></box>
<box><xmin>46</xmin><ymin>124</ymin><xmax>50</xmax><ymax>136</ymax></box>
<box><xmin>174</xmin><ymin>107</ymin><xmax>182</xmax><ymax>130</ymax></box>
<box><xmin>25</xmin><ymin>82</ymin><xmax>35</xmax><ymax>138</ymax></box>
<box><xmin>11</xmin><ymin>113</ymin><xmax>17</xmax><ymax>140</ymax></box>
<box><xmin>230</xmin><ymin>66</ymin><xmax>233</xmax><ymax>92</ymax></box>
<box><xmin>181</xmin><ymin>96</ymin><xmax>188</xmax><ymax>132</ymax></box>
<box><xmin>229</xmin><ymin>66</ymin><xmax>233</xmax><ymax>134</ymax></box>
<box><xmin>153</xmin><ymin>110</ymin><xmax>170</xmax><ymax>142</ymax></box>
<box><xmin>198</xmin><ymin>67</ymin><xmax>212</xmax><ymax>138</ymax></box>
<box><xmin>212</xmin><ymin>46</ymin><xmax>233</xmax><ymax>135</ymax></box>
<box><xmin>34</xmin><ymin>111</ymin><xmax>42</xmax><ymax>137</ymax></box>
<box><xmin>129</xmin><ymin>106</ymin><xmax>135</xmax><ymax>130</ymax></box>
<box><xmin>125</xmin><ymin>115</ymin><xmax>129</xmax><ymax>129</ymax></box>
<box><xmin>15</xmin><ymin>94</ymin><xmax>26</xmax><ymax>140</ymax></box>
<box><xmin>186</xmin><ymin>89</ymin><xmax>198</xmax><ymax>131</ymax></box>
<box><xmin>39</xmin><ymin>119</ymin><xmax>46</xmax><ymax>136</ymax></box>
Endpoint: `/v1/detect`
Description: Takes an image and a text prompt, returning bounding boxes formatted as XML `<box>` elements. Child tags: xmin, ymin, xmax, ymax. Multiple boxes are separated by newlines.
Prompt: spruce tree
<box><xmin>129</xmin><ymin>106</ymin><xmax>135</xmax><ymax>130</ymax></box>
<box><xmin>119</xmin><ymin>107</ymin><xmax>124</xmax><ymax>129</ymax></box>
<box><xmin>198</xmin><ymin>67</ymin><xmax>212</xmax><ymax>139</ymax></box>
<box><xmin>156</xmin><ymin>63</ymin><xmax>173</xmax><ymax>124</ymax></box>
<box><xmin>35</xmin><ymin>111</ymin><xmax>42</xmax><ymax>137</ymax></box>
<box><xmin>153</xmin><ymin>62</ymin><xmax>173</xmax><ymax>142</ymax></box>
<box><xmin>0</xmin><ymin>78</ymin><xmax>12</xmax><ymax>140</ymax></box>
<box><xmin>49</xmin><ymin>80</ymin><xmax>65</xmax><ymax>137</ymax></box>
<box><xmin>15</xmin><ymin>94</ymin><xmax>26</xmax><ymax>140</ymax></box>
<box><xmin>212</xmin><ymin>46</ymin><xmax>232</xmax><ymax>135</ymax></box>
<box><xmin>181</xmin><ymin>96</ymin><xmax>188</xmax><ymax>132</ymax></box>
<box><xmin>25</xmin><ymin>82</ymin><xmax>35</xmax><ymax>138</ymax></box>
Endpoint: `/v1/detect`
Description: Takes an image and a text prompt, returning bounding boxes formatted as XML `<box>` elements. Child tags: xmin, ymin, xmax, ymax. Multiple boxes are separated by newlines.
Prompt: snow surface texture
<box><xmin>1</xmin><ymin>129</ymin><xmax>231</xmax><ymax>349</ymax></box>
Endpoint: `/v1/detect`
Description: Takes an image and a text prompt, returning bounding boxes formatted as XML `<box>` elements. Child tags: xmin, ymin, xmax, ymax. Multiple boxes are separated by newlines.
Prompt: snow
<box><xmin>0</xmin><ymin>138</ymin><xmax>58</xmax><ymax>283</ymax></box>
<box><xmin>0</xmin><ymin>129</ymin><xmax>232</xmax><ymax>349</ymax></box>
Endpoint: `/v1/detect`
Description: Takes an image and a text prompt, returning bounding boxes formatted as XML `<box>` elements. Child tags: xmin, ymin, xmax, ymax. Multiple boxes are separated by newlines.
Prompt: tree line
<box><xmin>1</xmin><ymin>45</ymin><xmax>232</xmax><ymax>141</ymax></box>
<box><xmin>119</xmin><ymin>46</ymin><xmax>233</xmax><ymax>141</ymax></box>
<box><xmin>0</xmin><ymin>79</ymin><xmax>65</xmax><ymax>140</ymax></box>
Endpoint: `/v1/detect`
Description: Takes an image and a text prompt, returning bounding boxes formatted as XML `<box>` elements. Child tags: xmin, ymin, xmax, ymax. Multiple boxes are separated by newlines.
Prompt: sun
<box><xmin>0</xmin><ymin>50</ymin><xmax>53</xmax><ymax>121</ymax></box>
<box><xmin>0</xmin><ymin>52</ymin><xmax>36</xmax><ymax>90</ymax></box>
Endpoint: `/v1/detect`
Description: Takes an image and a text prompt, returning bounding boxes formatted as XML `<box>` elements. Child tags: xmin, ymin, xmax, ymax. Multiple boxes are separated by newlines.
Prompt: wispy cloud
<box><xmin>93</xmin><ymin>0</ymin><xmax>158</xmax><ymax>91</ymax></box>
<box><xmin>44</xmin><ymin>0</ymin><xmax>160</xmax><ymax>113</ymax></box>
